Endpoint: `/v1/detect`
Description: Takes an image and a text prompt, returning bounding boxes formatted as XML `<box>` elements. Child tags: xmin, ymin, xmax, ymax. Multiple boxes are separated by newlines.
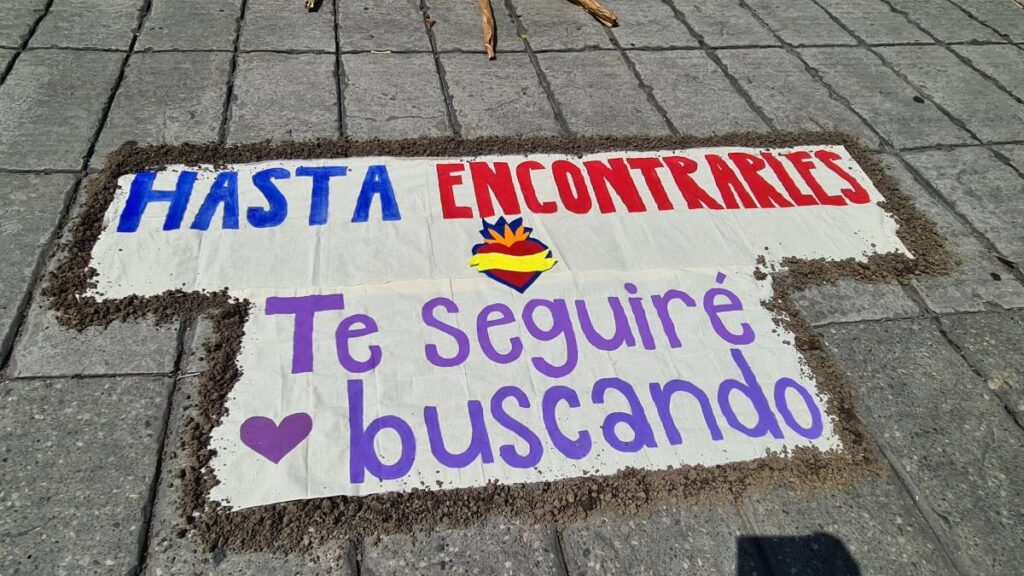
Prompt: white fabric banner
<box><xmin>88</xmin><ymin>146</ymin><xmax>907</xmax><ymax>509</ymax></box>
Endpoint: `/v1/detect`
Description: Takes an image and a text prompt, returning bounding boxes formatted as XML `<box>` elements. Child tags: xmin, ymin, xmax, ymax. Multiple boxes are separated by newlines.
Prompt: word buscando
<box><xmin>437</xmin><ymin>148</ymin><xmax>871</xmax><ymax>219</ymax></box>
<box><xmin>342</xmin><ymin>346</ymin><xmax>823</xmax><ymax>484</ymax></box>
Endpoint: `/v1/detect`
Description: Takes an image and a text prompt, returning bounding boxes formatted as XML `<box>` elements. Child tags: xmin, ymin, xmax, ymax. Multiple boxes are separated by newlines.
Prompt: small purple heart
<box><xmin>240</xmin><ymin>413</ymin><xmax>312</xmax><ymax>464</ymax></box>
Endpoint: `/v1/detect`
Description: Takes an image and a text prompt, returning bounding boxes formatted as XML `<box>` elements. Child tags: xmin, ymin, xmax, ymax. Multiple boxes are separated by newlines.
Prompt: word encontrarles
<box><xmin>265</xmin><ymin>276</ymin><xmax>825</xmax><ymax>484</ymax></box>
<box><xmin>114</xmin><ymin>148</ymin><xmax>872</xmax><ymax>233</ymax></box>
<box><xmin>437</xmin><ymin>148</ymin><xmax>869</xmax><ymax>219</ymax></box>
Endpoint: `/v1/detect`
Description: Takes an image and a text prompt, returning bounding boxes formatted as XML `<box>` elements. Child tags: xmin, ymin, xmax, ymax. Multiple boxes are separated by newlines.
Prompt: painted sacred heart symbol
<box><xmin>468</xmin><ymin>217</ymin><xmax>557</xmax><ymax>293</ymax></box>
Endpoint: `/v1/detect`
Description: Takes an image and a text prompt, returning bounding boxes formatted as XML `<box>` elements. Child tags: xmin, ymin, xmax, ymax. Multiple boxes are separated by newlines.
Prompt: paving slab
<box><xmin>0</xmin><ymin>173</ymin><xmax>76</xmax><ymax>363</ymax></box>
<box><xmin>0</xmin><ymin>48</ymin><xmax>14</xmax><ymax>75</ymax></box>
<box><xmin>8</xmin><ymin>296</ymin><xmax>180</xmax><ymax>378</ymax></box>
<box><xmin>240</xmin><ymin>0</ymin><xmax>336</xmax><ymax>52</ymax></box>
<box><xmin>6</xmin><ymin>183</ymin><xmax>182</xmax><ymax>378</ymax></box>
<box><xmin>821</xmin><ymin>319</ymin><xmax>1024</xmax><ymax>575</ymax></box>
<box><xmin>337</xmin><ymin>0</ymin><xmax>431</xmax><ymax>52</ymax></box>
<box><xmin>603</xmin><ymin>0</ymin><xmax>699</xmax><ymax>49</ymax></box>
<box><xmin>0</xmin><ymin>0</ymin><xmax>48</xmax><ymax>48</ymax></box>
<box><xmin>0</xmin><ymin>49</ymin><xmax>123</xmax><ymax>171</ymax></box>
<box><xmin>953</xmin><ymin>44</ymin><xmax>1024</xmax><ymax>100</ymax></box>
<box><xmin>815</xmin><ymin>0</ymin><xmax>932</xmax><ymax>44</ymax></box>
<box><xmin>441</xmin><ymin>53</ymin><xmax>561</xmax><ymax>138</ymax></box>
<box><xmin>717</xmin><ymin>47</ymin><xmax>879</xmax><ymax>147</ymax></box>
<box><xmin>148</xmin><ymin>540</ymin><xmax>354</xmax><ymax>576</ymax></box>
<box><xmin>227</xmin><ymin>52</ymin><xmax>339</xmax><ymax>144</ymax></box>
<box><xmin>142</xmin><ymin>325</ymin><xmax>357</xmax><ymax>575</ymax></box>
<box><xmin>181</xmin><ymin>317</ymin><xmax>213</xmax><ymax>375</ymax></box>
<box><xmin>746</xmin><ymin>0</ymin><xmax>857</xmax><ymax>46</ymax></box>
<box><xmin>560</xmin><ymin>504</ymin><xmax>766</xmax><ymax>575</ymax></box>
<box><xmin>138</xmin><ymin>0</ymin><xmax>242</xmax><ymax>51</ymax></box>
<box><xmin>878</xmin><ymin>46</ymin><xmax>1024</xmax><ymax>143</ymax></box>
<box><xmin>791</xmin><ymin>279</ymin><xmax>920</xmax><ymax>325</ymax></box>
<box><xmin>93</xmin><ymin>52</ymin><xmax>232</xmax><ymax>167</ymax></box>
<box><xmin>745</xmin><ymin>475</ymin><xmax>957</xmax><ymax>575</ymax></box>
<box><xmin>427</xmin><ymin>0</ymin><xmax>523</xmax><ymax>53</ymax></box>
<box><xmin>0</xmin><ymin>376</ymin><xmax>172</xmax><ymax>575</ymax></box>
<box><xmin>507</xmin><ymin>0</ymin><xmax>612</xmax><ymax>50</ymax></box>
<box><xmin>994</xmin><ymin>143</ymin><xmax>1024</xmax><ymax>174</ymax></box>
<box><xmin>671</xmin><ymin>0</ymin><xmax>778</xmax><ymax>47</ymax></box>
<box><xmin>903</xmin><ymin>147</ymin><xmax>1024</xmax><ymax>264</ymax></box>
<box><xmin>799</xmin><ymin>47</ymin><xmax>974</xmax><ymax>149</ymax></box>
<box><xmin>879</xmin><ymin>155</ymin><xmax>1024</xmax><ymax>313</ymax></box>
<box><xmin>342</xmin><ymin>52</ymin><xmax>450</xmax><ymax>139</ymax></box>
<box><xmin>361</xmin><ymin>517</ymin><xmax>562</xmax><ymax>576</ymax></box>
<box><xmin>940</xmin><ymin>310</ymin><xmax>1024</xmax><ymax>423</ymax></box>
<box><xmin>629</xmin><ymin>50</ymin><xmax>764</xmax><ymax>135</ymax></box>
<box><xmin>537</xmin><ymin>51</ymin><xmax>670</xmax><ymax>136</ymax></box>
<box><xmin>949</xmin><ymin>0</ymin><xmax>1024</xmax><ymax>42</ymax></box>
<box><xmin>885</xmin><ymin>0</ymin><xmax>1002</xmax><ymax>43</ymax></box>
<box><xmin>29</xmin><ymin>0</ymin><xmax>143</xmax><ymax>50</ymax></box>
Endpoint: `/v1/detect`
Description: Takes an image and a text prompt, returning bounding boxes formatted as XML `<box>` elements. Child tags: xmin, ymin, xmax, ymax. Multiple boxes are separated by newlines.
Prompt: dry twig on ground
<box><xmin>574</xmin><ymin>0</ymin><xmax>618</xmax><ymax>27</ymax></box>
<box><xmin>478</xmin><ymin>0</ymin><xmax>497</xmax><ymax>59</ymax></box>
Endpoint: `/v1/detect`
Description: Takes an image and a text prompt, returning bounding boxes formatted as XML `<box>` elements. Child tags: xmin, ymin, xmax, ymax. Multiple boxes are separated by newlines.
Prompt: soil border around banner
<box><xmin>44</xmin><ymin>132</ymin><xmax>956</xmax><ymax>553</ymax></box>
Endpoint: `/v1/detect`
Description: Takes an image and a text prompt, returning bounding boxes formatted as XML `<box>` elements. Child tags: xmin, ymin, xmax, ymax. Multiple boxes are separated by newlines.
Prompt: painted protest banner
<box><xmin>87</xmin><ymin>146</ymin><xmax>907</xmax><ymax>509</ymax></box>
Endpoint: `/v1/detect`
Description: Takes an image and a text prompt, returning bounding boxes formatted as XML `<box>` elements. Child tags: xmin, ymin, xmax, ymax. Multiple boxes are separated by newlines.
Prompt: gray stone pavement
<box><xmin>1</xmin><ymin>0</ymin><xmax>1023</xmax><ymax>574</ymax></box>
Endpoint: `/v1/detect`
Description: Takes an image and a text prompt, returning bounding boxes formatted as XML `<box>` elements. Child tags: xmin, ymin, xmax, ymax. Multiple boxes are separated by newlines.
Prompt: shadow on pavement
<box><xmin>737</xmin><ymin>533</ymin><xmax>861</xmax><ymax>575</ymax></box>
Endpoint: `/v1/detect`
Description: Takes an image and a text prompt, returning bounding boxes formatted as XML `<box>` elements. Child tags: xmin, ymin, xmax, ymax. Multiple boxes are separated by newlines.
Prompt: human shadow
<box><xmin>737</xmin><ymin>532</ymin><xmax>861</xmax><ymax>575</ymax></box>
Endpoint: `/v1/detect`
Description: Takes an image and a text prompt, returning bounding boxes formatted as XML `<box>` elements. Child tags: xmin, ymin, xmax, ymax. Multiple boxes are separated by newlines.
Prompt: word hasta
<box><xmin>116</xmin><ymin>165</ymin><xmax>401</xmax><ymax>233</ymax></box>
